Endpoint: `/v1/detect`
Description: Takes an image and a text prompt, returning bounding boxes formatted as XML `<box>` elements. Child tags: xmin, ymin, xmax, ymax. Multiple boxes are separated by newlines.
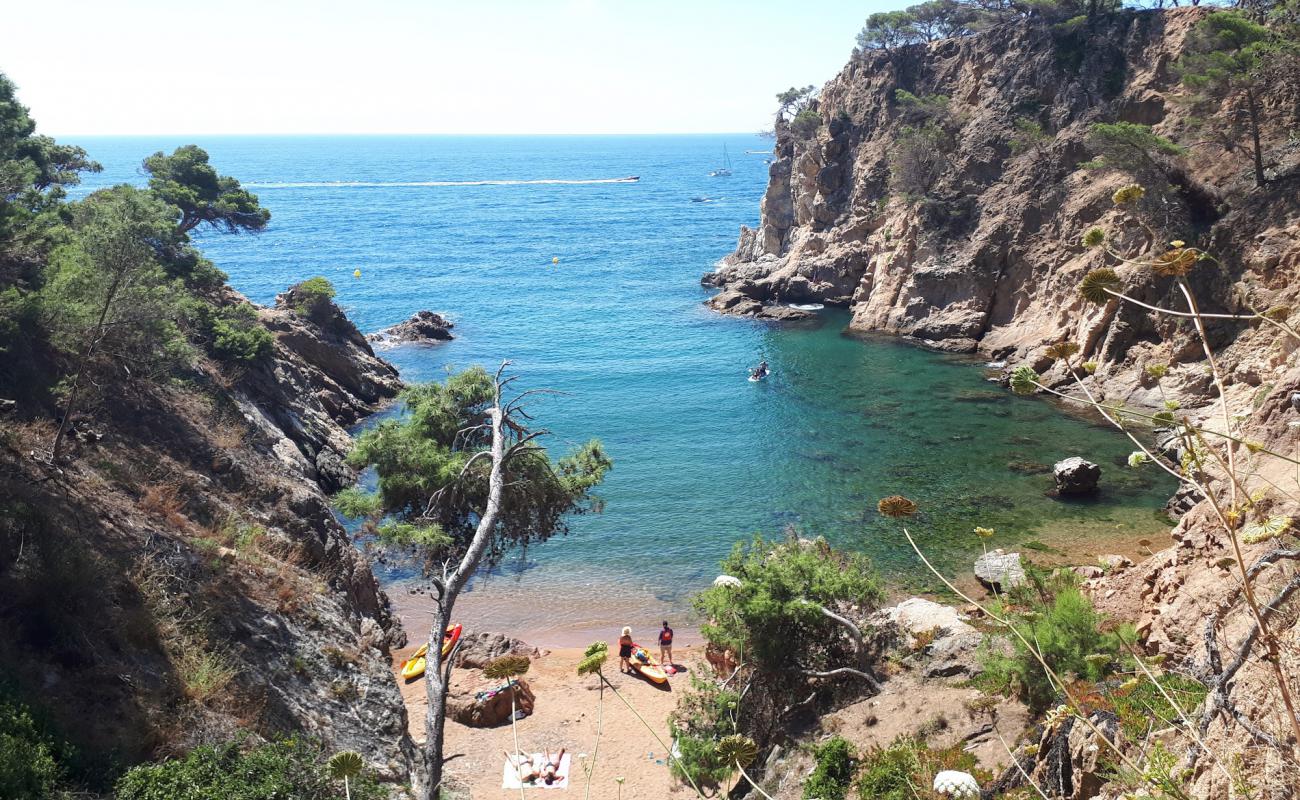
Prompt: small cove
<box><xmin>71</xmin><ymin>134</ymin><xmax>1178</xmax><ymax>645</ymax></box>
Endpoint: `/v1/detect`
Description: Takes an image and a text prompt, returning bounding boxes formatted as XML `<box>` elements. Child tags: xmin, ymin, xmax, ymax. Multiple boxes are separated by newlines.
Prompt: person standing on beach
<box><xmin>618</xmin><ymin>627</ymin><xmax>634</xmax><ymax>673</ymax></box>
<box><xmin>658</xmin><ymin>620</ymin><xmax>674</xmax><ymax>667</ymax></box>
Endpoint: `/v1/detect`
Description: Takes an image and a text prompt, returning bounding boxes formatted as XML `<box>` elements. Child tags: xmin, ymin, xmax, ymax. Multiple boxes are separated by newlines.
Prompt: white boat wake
<box><xmin>246</xmin><ymin>177</ymin><xmax>641</xmax><ymax>188</ymax></box>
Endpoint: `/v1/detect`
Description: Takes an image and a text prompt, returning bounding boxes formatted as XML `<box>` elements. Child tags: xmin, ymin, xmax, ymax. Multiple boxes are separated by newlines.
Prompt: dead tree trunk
<box><xmin>420</xmin><ymin>373</ymin><xmax>511</xmax><ymax>799</ymax></box>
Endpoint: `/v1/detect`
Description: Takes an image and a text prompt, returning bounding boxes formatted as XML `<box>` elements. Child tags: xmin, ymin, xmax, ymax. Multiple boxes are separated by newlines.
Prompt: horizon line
<box><xmin>50</xmin><ymin>130</ymin><xmax>772</xmax><ymax>139</ymax></box>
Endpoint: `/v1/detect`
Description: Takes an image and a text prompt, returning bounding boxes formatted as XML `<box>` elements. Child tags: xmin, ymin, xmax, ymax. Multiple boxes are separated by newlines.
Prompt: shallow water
<box><xmin>73</xmin><ymin>135</ymin><xmax>1175</xmax><ymax>644</ymax></box>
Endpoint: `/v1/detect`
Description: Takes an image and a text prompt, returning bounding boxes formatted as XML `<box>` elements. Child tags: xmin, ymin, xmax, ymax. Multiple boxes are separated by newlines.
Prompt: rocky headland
<box><xmin>0</xmin><ymin>285</ymin><xmax>415</xmax><ymax>784</ymax></box>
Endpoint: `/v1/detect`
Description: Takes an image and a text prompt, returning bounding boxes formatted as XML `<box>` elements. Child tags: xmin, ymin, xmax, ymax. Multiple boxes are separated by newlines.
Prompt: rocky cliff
<box><xmin>705</xmin><ymin>8</ymin><xmax>1300</xmax><ymax>797</ymax></box>
<box><xmin>706</xmin><ymin>7</ymin><xmax>1299</xmax><ymax>407</ymax></box>
<box><xmin>0</xmin><ymin>287</ymin><xmax>414</xmax><ymax>788</ymax></box>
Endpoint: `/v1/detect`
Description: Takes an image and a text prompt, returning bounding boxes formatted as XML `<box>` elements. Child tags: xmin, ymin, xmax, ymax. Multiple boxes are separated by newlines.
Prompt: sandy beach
<box><xmin>395</xmin><ymin>642</ymin><xmax>698</xmax><ymax>800</ymax></box>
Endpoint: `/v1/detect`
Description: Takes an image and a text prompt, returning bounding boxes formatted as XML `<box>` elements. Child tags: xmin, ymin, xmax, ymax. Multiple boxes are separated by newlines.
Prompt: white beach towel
<box><xmin>501</xmin><ymin>753</ymin><xmax>572</xmax><ymax>790</ymax></box>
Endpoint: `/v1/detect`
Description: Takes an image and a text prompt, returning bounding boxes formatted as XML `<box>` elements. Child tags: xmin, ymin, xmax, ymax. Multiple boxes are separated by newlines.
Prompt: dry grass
<box><xmin>133</xmin><ymin>558</ymin><xmax>237</xmax><ymax>706</ymax></box>
<box><xmin>210</xmin><ymin>413</ymin><xmax>248</xmax><ymax>450</ymax></box>
<box><xmin>139</xmin><ymin>482</ymin><xmax>188</xmax><ymax>528</ymax></box>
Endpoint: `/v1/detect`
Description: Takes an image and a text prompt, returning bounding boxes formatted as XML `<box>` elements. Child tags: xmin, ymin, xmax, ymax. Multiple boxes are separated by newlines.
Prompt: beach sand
<box><xmin>395</xmin><ymin>643</ymin><xmax>698</xmax><ymax>800</ymax></box>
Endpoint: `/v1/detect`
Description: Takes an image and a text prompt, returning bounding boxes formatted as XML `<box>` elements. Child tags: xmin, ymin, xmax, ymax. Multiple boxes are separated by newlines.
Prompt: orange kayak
<box><xmin>400</xmin><ymin>624</ymin><xmax>462</xmax><ymax>681</ymax></box>
<box><xmin>629</xmin><ymin>644</ymin><xmax>668</xmax><ymax>684</ymax></box>
<box><xmin>442</xmin><ymin>623</ymin><xmax>463</xmax><ymax>658</ymax></box>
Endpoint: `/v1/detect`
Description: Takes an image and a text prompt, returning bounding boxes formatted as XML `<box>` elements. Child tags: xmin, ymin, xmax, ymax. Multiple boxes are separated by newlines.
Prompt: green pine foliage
<box><xmin>1083</xmin><ymin>122</ymin><xmax>1186</xmax><ymax>177</ymax></box>
<box><xmin>291</xmin><ymin>276</ymin><xmax>337</xmax><ymax>316</ymax></box>
<box><xmin>143</xmin><ymin>145</ymin><xmax>270</xmax><ymax>234</ymax></box>
<box><xmin>667</xmin><ymin>676</ymin><xmax>743</xmax><ymax>791</ymax></box>
<box><xmin>206</xmin><ymin>303</ymin><xmax>274</xmax><ymax>364</ymax></box>
<box><xmin>114</xmin><ymin>738</ymin><xmax>385</xmax><ymax>800</ymax></box>
<box><xmin>344</xmin><ymin>366</ymin><xmax>611</xmax><ymax>564</ymax></box>
<box><xmin>694</xmin><ymin>535</ymin><xmax>883</xmax><ymax>674</ymax></box>
<box><xmin>978</xmin><ymin>572</ymin><xmax>1135</xmax><ymax>711</ymax></box>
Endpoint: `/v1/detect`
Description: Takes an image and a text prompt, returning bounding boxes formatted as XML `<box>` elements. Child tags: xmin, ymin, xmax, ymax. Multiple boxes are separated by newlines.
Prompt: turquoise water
<box><xmin>73</xmin><ymin>136</ymin><xmax>1174</xmax><ymax>643</ymax></box>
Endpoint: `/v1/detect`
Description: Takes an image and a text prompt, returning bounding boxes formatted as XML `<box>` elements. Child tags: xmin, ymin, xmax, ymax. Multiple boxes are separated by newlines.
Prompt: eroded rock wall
<box><xmin>0</xmin><ymin>290</ymin><xmax>413</xmax><ymax>785</ymax></box>
<box><xmin>707</xmin><ymin>8</ymin><xmax>1300</xmax><ymax>411</ymax></box>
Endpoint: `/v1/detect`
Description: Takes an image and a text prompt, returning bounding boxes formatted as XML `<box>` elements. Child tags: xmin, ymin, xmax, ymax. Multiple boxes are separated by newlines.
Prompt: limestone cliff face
<box><xmin>707</xmin><ymin>7</ymin><xmax>1300</xmax><ymax>408</ymax></box>
<box><xmin>0</xmin><ymin>290</ymin><xmax>413</xmax><ymax>786</ymax></box>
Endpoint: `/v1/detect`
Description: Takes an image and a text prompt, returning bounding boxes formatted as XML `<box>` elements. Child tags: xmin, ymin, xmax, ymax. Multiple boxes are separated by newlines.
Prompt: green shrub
<box><xmin>855</xmin><ymin>741</ymin><xmax>918</xmax><ymax>800</ymax></box>
<box><xmin>1112</xmin><ymin>673</ymin><xmax>1208</xmax><ymax>742</ymax></box>
<box><xmin>694</xmin><ymin>535</ymin><xmax>884</xmax><ymax>674</ymax></box>
<box><xmin>790</xmin><ymin>109</ymin><xmax>823</xmax><ymax>139</ymax></box>
<box><xmin>114</xmin><ymin>737</ymin><xmax>385</xmax><ymax>800</ymax></box>
<box><xmin>804</xmin><ymin>736</ymin><xmax>856</xmax><ymax>800</ymax></box>
<box><xmin>979</xmin><ymin>573</ymin><xmax>1133</xmax><ymax>711</ymax></box>
<box><xmin>855</xmin><ymin>736</ymin><xmax>978</xmax><ymax>800</ymax></box>
<box><xmin>0</xmin><ymin>694</ymin><xmax>70</xmax><ymax>800</ymax></box>
<box><xmin>667</xmin><ymin>676</ymin><xmax>742</xmax><ymax>791</ymax></box>
<box><xmin>209</xmin><ymin>304</ymin><xmax>273</xmax><ymax>364</ymax></box>
<box><xmin>292</xmin><ymin>277</ymin><xmax>336</xmax><ymax>316</ymax></box>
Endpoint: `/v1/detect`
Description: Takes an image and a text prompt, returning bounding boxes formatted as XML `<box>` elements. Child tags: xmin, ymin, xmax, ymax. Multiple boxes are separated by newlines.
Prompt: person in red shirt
<box><xmin>658</xmin><ymin>620</ymin><xmax>674</xmax><ymax>667</ymax></box>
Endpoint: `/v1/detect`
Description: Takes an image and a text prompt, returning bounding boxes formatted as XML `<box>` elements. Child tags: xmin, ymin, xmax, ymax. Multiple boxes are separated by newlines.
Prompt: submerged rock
<box><xmin>974</xmin><ymin>550</ymin><xmax>1026</xmax><ymax>591</ymax></box>
<box><xmin>367</xmin><ymin>310</ymin><xmax>455</xmax><ymax>346</ymax></box>
<box><xmin>1053</xmin><ymin>457</ymin><xmax>1101</xmax><ymax>496</ymax></box>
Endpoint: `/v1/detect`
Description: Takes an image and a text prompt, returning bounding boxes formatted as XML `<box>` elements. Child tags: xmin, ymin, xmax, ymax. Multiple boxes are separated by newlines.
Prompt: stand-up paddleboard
<box><xmin>400</xmin><ymin>624</ymin><xmax>462</xmax><ymax>681</ymax></box>
<box><xmin>628</xmin><ymin>644</ymin><xmax>668</xmax><ymax>684</ymax></box>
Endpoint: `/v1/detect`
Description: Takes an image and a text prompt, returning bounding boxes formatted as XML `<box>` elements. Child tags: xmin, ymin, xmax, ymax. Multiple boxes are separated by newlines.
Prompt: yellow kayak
<box><xmin>401</xmin><ymin>643</ymin><xmax>429</xmax><ymax>681</ymax></box>
<box><xmin>629</xmin><ymin>644</ymin><xmax>668</xmax><ymax>684</ymax></box>
<box><xmin>399</xmin><ymin>625</ymin><xmax>462</xmax><ymax>681</ymax></box>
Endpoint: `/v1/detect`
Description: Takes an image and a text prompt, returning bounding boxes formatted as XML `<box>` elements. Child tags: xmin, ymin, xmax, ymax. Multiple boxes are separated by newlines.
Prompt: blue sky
<box><xmin>1</xmin><ymin>0</ymin><xmax>894</xmax><ymax>135</ymax></box>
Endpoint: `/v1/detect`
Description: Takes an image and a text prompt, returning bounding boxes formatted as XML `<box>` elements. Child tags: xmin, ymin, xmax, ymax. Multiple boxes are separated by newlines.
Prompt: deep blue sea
<box><xmin>72</xmin><ymin>135</ymin><xmax>1175</xmax><ymax>644</ymax></box>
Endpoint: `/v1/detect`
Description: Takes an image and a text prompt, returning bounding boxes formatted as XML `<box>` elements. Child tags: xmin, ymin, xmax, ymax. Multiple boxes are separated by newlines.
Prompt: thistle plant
<box><xmin>1001</xmin><ymin>181</ymin><xmax>1300</xmax><ymax>789</ymax></box>
<box><xmin>877</xmin><ymin>495</ymin><xmax>1199</xmax><ymax>798</ymax></box>
<box><xmin>485</xmin><ymin>655</ymin><xmax>532</xmax><ymax>800</ymax></box>
<box><xmin>326</xmin><ymin>751</ymin><xmax>364</xmax><ymax>800</ymax></box>
<box><xmin>576</xmin><ymin>643</ymin><xmax>609</xmax><ymax>800</ymax></box>
<box><xmin>576</xmin><ymin>641</ymin><xmax>709</xmax><ymax>799</ymax></box>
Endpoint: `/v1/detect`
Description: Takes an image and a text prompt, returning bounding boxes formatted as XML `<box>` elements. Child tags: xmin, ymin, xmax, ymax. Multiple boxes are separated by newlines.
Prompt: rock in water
<box><xmin>367</xmin><ymin>310</ymin><xmax>454</xmax><ymax>346</ymax></box>
<box><xmin>1053</xmin><ymin>457</ymin><xmax>1101</xmax><ymax>495</ymax></box>
<box><xmin>974</xmin><ymin>550</ymin><xmax>1026</xmax><ymax>591</ymax></box>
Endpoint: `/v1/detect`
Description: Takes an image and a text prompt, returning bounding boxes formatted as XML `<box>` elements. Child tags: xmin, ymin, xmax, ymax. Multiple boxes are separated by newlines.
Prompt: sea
<box><xmin>71</xmin><ymin>135</ymin><xmax>1176</xmax><ymax>645</ymax></box>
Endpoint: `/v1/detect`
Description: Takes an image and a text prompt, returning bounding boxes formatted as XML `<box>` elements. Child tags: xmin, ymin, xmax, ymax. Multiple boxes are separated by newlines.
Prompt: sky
<box><xmin>2</xmin><ymin>0</ymin><xmax>895</xmax><ymax>136</ymax></box>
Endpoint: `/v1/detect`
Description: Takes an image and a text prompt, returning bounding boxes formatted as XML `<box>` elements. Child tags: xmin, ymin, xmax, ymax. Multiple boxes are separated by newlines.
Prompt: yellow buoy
<box><xmin>552</xmin><ymin>256</ymin><xmax>559</xmax><ymax>264</ymax></box>
<box><xmin>353</xmin><ymin>269</ymin><xmax>362</xmax><ymax>278</ymax></box>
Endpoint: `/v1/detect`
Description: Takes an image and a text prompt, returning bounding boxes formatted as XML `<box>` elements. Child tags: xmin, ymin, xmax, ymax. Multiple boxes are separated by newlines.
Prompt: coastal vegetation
<box><xmin>114</xmin><ymin>738</ymin><xmax>385</xmax><ymax>800</ymax></box>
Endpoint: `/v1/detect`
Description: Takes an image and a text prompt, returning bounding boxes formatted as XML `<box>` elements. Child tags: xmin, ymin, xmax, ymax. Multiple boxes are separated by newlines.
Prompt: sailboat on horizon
<box><xmin>708</xmin><ymin>144</ymin><xmax>733</xmax><ymax>177</ymax></box>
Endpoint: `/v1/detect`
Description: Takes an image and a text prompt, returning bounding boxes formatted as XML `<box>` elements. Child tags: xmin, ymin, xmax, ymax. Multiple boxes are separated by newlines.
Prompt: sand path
<box><xmin>395</xmin><ymin>644</ymin><xmax>700</xmax><ymax>800</ymax></box>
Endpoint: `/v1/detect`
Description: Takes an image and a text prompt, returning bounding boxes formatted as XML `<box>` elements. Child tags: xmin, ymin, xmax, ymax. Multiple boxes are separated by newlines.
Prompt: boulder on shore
<box><xmin>454</xmin><ymin>630</ymin><xmax>539</xmax><ymax>669</ymax></box>
<box><xmin>974</xmin><ymin>550</ymin><xmax>1026</xmax><ymax>591</ymax></box>
<box><xmin>447</xmin><ymin>678</ymin><xmax>535</xmax><ymax>727</ymax></box>
<box><xmin>367</xmin><ymin>310</ymin><xmax>454</xmax><ymax>346</ymax></box>
<box><xmin>1053</xmin><ymin>457</ymin><xmax>1101</xmax><ymax>495</ymax></box>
